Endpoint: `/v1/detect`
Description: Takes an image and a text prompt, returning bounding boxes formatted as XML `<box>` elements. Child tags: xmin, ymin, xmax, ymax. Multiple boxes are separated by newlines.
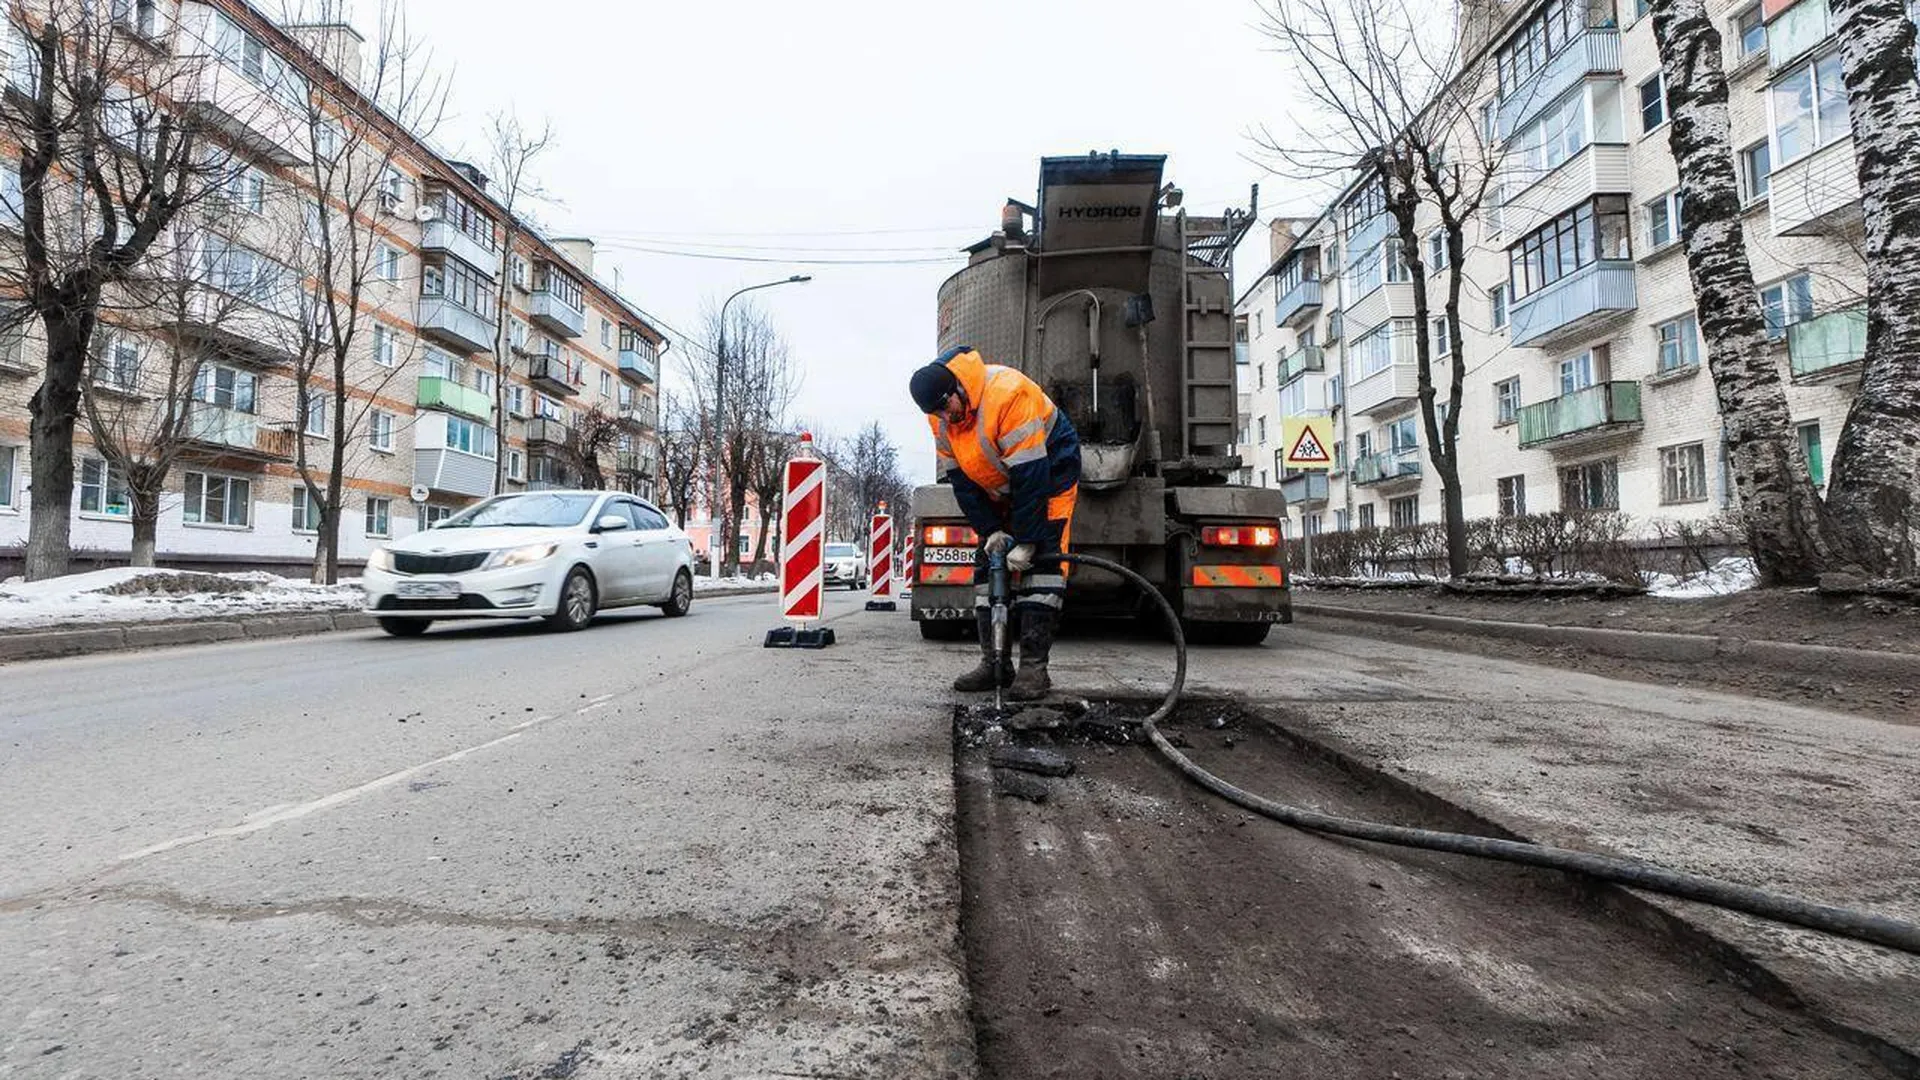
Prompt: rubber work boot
<box><xmin>1006</xmin><ymin>605</ymin><xmax>1059</xmax><ymax>702</ymax></box>
<box><xmin>952</xmin><ymin>608</ymin><xmax>1013</xmax><ymax>692</ymax></box>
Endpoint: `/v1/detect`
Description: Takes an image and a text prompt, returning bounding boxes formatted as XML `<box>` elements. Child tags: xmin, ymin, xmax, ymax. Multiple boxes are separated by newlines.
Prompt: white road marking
<box><xmin>575</xmin><ymin>692</ymin><xmax>618</xmax><ymax>715</ymax></box>
<box><xmin>118</xmin><ymin>714</ymin><xmax>562</xmax><ymax>862</ymax></box>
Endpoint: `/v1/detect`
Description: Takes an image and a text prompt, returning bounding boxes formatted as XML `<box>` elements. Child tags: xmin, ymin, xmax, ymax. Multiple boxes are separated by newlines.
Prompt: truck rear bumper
<box><xmin>911</xmin><ymin>586</ymin><xmax>976</xmax><ymax>623</ymax></box>
<box><xmin>1180</xmin><ymin>586</ymin><xmax>1293</xmax><ymax>624</ymax></box>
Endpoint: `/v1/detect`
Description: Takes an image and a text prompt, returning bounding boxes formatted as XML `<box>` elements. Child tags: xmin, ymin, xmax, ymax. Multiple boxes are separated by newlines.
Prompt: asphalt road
<box><xmin>0</xmin><ymin>591</ymin><xmax>976</xmax><ymax>1079</ymax></box>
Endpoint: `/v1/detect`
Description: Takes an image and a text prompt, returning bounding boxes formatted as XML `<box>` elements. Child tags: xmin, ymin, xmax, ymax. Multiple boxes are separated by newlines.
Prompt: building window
<box><xmin>424</xmin><ymin>182</ymin><xmax>497</xmax><ymax>252</ymax></box>
<box><xmin>1740</xmin><ymin>141</ymin><xmax>1772</xmax><ymax>202</ymax></box>
<box><xmin>1495</xmin><ymin>0</ymin><xmax>1594</xmax><ymax>96</ymax></box>
<box><xmin>1734</xmin><ymin>4</ymin><xmax>1766</xmax><ymax>61</ymax></box>
<box><xmin>1639</xmin><ymin>75</ymin><xmax>1667</xmax><ymax>133</ymax></box>
<box><xmin>1432</xmin><ymin>315</ymin><xmax>1451</xmax><ymax>358</ymax></box>
<box><xmin>1495</xmin><ymin>377</ymin><xmax>1521</xmax><ymax>426</ymax></box>
<box><xmin>80</xmin><ymin>458</ymin><xmax>130</xmax><ymax>516</ymax></box>
<box><xmin>377</xmin><ymin>243</ymin><xmax>402</xmax><ymax>282</ymax></box>
<box><xmin>1760</xmin><ymin>273</ymin><xmax>1815</xmax><ymax>341</ymax></box>
<box><xmin>93</xmin><ymin>330</ymin><xmax>141</xmax><ymax>391</ymax></box>
<box><xmin>510</xmin><ymin>256</ymin><xmax>528</xmax><ymax>289</ymax></box>
<box><xmin>1358</xmin><ymin>503</ymin><xmax>1376</xmax><ymax>529</ymax></box>
<box><xmin>373</xmin><ymin>324</ymin><xmax>397</xmax><ymax>367</ymax></box>
<box><xmin>1771</xmin><ymin>52</ymin><xmax>1851</xmax><ymax>166</ymax></box>
<box><xmin>369</xmin><ymin>409</ymin><xmax>394</xmax><ymax>451</ymax></box>
<box><xmin>1559</xmin><ymin>345</ymin><xmax>1605</xmax><ymax>394</ymax></box>
<box><xmin>1257</xmin><ymin>416</ymin><xmax>1267</xmax><ymax>444</ymax></box>
<box><xmin>291</xmin><ymin>485</ymin><xmax>322</xmax><ymax>532</ymax></box>
<box><xmin>1498</xmin><ymin>475</ymin><xmax>1527</xmax><ymax>518</ymax></box>
<box><xmin>1798</xmin><ymin>422</ymin><xmax>1825</xmax><ymax>488</ymax></box>
<box><xmin>1508</xmin><ymin>197</ymin><xmax>1632</xmax><ymax>302</ymax></box>
<box><xmin>1427</xmin><ymin>230</ymin><xmax>1448</xmax><ymax>271</ymax></box>
<box><xmin>1389</xmin><ymin>495</ymin><xmax>1419</xmax><ymax>528</ymax></box>
<box><xmin>600</xmin><ymin>319</ymin><xmax>612</xmax><ymax>348</ymax></box>
<box><xmin>422</xmin><ymin>257</ymin><xmax>496</xmax><ymax>316</ymax></box>
<box><xmin>217</xmin><ymin>164</ymin><xmax>266</xmax><ymax>215</ymax></box>
<box><xmin>0</xmin><ymin>444</ymin><xmax>14</xmax><ymax>508</ymax></box>
<box><xmin>442</xmin><ymin>415</ymin><xmax>497</xmax><ymax>458</ymax></box>
<box><xmin>1353</xmin><ymin>319</ymin><xmax>1415</xmax><ymax>378</ymax></box>
<box><xmin>507</xmin><ymin>384</ymin><xmax>527</xmax><ymax>417</ymax></box>
<box><xmin>365</xmin><ymin>496</ymin><xmax>391</xmax><ymax>538</ymax></box>
<box><xmin>192</xmin><ymin>365</ymin><xmax>257</xmax><ymax>411</ymax></box>
<box><xmin>303</xmin><ymin>390</ymin><xmax>328</xmax><ymax>436</ymax></box>
<box><xmin>1660</xmin><ymin>443</ymin><xmax>1709</xmax><ymax>504</ymax></box>
<box><xmin>1655</xmin><ymin>314</ymin><xmax>1701</xmax><ymax>373</ymax></box>
<box><xmin>183</xmin><ymin>471</ymin><xmax>250</xmax><ymax>527</ymax></box>
<box><xmin>1387</xmin><ymin>415</ymin><xmax>1418</xmax><ymax>453</ymax></box>
<box><xmin>1559</xmin><ymin>458</ymin><xmax>1619</xmax><ymax>511</ymax></box>
<box><xmin>600</xmin><ymin>369</ymin><xmax>613</xmax><ymax>398</ymax></box>
<box><xmin>508</xmin><ymin>449</ymin><xmax>525</xmax><ymax>481</ymax></box>
<box><xmin>420</xmin><ymin>504</ymin><xmax>453</xmax><ymax>530</ymax></box>
<box><xmin>1646</xmin><ymin>190</ymin><xmax>1683</xmax><ymax>249</ymax></box>
<box><xmin>1490</xmin><ymin>284</ymin><xmax>1508</xmax><ymax>330</ymax></box>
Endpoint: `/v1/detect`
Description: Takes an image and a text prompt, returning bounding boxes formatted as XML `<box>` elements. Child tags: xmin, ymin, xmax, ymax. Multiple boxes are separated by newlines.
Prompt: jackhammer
<box><xmin>985</xmin><ymin>540</ymin><xmax>1013</xmax><ymax>710</ymax></box>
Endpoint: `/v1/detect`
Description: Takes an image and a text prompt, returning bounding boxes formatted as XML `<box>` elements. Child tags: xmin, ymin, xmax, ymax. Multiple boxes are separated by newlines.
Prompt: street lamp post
<box><xmin>711</xmin><ymin>274</ymin><xmax>810</xmax><ymax>581</ymax></box>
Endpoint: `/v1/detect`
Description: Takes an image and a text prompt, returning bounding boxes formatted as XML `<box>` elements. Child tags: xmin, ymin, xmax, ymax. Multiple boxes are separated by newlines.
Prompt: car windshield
<box><xmin>825</xmin><ymin>544</ymin><xmax>858</xmax><ymax>558</ymax></box>
<box><xmin>436</xmin><ymin>493</ymin><xmax>598</xmax><ymax>529</ymax></box>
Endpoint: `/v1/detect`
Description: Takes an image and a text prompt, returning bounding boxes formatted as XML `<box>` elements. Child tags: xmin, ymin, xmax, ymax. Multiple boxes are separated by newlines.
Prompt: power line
<box><xmin>594</xmin><ymin>241</ymin><xmax>964</xmax><ymax>267</ymax></box>
<box><xmin>586</xmin><ymin>223</ymin><xmax>983</xmax><ymax>239</ymax></box>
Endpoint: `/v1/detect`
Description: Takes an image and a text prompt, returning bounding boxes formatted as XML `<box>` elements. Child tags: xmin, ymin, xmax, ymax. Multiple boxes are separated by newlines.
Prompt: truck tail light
<box><xmin>922</xmin><ymin>523</ymin><xmax>980</xmax><ymax>547</ymax></box>
<box><xmin>1201</xmin><ymin>524</ymin><xmax>1281</xmax><ymax>548</ymax></box>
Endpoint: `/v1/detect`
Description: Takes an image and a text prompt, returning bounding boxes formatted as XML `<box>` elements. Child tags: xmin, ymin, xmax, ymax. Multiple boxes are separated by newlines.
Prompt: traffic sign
<box><xmin>1282</xmin><ymin>417</ymin><xmax>1336</xmax><ymax>470</ymax></box>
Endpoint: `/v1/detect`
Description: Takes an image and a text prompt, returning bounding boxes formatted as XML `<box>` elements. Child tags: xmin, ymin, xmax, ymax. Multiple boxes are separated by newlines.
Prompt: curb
<box><xmin>0</xmin><ymin>610</ymin><xmax>373</xmax><ymax>664</ymax></box>
<box><xmin>1296</xmin><ymin>601</ymin><xmax>1920</xmax><ymax>682</ymax></box>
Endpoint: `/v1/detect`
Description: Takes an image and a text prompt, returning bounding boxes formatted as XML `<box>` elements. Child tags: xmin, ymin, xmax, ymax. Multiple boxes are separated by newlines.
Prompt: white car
<box><xmin>823</xmin><ymin>542</ymin><xmax>867</xmax><ymax>590</ymax></box>
<box><xmin>363</xmin><ymin>490</ymin><xmax>695</xmax><ymax>636</ymax></box>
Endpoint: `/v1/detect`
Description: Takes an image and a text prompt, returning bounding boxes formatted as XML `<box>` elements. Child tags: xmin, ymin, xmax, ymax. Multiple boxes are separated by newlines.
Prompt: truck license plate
<box><xmin>924</xmin><ymin>547</ymin><xmax>973</xmax><ymax>564</ymax></box>
<box><xmin>396</xmin><ymin>581</ymin><xmax>460</xmax><ymax>600</ymax></box>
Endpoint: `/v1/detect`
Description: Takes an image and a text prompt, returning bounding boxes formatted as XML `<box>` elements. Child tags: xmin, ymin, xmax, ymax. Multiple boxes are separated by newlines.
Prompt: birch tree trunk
<box><xmin>1650</xmin><ymin>0</ymin><xmax>1837</xmax><ymax>585</ymax></box>
<box><xmin>1822</xmin><ymin>0</ymin><xmax>1920</xmax><ymax>573</ymax></box>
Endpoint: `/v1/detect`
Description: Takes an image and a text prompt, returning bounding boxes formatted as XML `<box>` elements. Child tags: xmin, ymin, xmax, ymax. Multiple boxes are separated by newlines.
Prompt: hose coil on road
<box><xmin>1049</xmin><ymin>552</ymin><xmax>1920</xmax><ymax>958</ymax></box>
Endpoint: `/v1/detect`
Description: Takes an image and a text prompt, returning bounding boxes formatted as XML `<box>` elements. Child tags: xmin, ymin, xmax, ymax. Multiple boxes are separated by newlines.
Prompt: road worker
<box><xmin>909</xmin><ymin>346</ymin><xmax>1081</xmax><ymax>701</ymax></box>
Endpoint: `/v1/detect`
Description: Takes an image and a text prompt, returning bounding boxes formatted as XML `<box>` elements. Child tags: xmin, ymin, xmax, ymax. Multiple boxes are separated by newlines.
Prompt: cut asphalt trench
<box><xmin>3</xmin><ymin>595</ymin><xmax>1914</xmax><ymax>1077</ymax></box>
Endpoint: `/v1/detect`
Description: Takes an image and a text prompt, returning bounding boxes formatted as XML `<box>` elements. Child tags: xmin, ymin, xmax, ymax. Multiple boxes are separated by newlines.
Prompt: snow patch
<box><xmin>0</xmin><ymin>568</ymin><xmax>362</xmax><ymax>630</ymax></box>
<box><xmin>1645</xmin><ymin>557</ymin><xmax>1757</xmax><ymax>599</ymax></box>
<box><xmin>693</xmin><ymin>573</ymin><xmax>776</xmax><ymax>593</ymax></box>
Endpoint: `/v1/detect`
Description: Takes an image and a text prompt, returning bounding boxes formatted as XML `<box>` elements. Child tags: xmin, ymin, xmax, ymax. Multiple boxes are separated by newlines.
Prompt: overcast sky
<box><xmin>383</xmin><ymin>0</ymin><xmax>1313</xmax><ymax>481</ymax></box>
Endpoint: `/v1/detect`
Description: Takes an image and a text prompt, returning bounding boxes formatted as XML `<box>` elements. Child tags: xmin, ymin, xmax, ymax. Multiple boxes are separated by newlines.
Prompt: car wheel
<box><xmin>378</xmin><ymin>617</ymin><xmax>432</xmax><ymax>637</ymax></box>
<box><xmin>661</xmin><ymin>569</ymin><xmax>693</xmax><ymax>617</ymax></box>
<box><xmin>544</xmin><ymin>567</ymin><xmax>597</xmax><ymax>632</ymax></box>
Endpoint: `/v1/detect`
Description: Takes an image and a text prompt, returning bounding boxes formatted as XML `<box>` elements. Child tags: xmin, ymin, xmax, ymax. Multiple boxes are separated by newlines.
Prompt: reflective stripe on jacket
<box><xmin>926</xmin><ymin>347</ymin><xmax>1080</xmax><ymax>544</ymax></box>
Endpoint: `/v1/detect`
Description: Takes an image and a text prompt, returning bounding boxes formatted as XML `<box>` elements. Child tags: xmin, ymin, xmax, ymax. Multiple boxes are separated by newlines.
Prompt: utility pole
<box><xmin>711</xmin><ymin>275</ymin><xmax>811</xmax><ymax>580</ymax></box>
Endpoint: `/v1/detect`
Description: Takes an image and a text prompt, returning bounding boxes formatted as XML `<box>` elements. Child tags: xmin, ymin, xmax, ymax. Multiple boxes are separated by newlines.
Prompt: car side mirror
<box><xmin>594</xmin><ymin>514</ymin><xmax>631</xmax><ymax>533</ymax></box>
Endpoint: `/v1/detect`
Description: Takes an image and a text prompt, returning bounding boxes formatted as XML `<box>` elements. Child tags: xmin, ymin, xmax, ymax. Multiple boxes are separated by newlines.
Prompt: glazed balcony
<box><xmin>530</xmin><ymin>288</ymin><xmax>586</xmax><ymax>338</ymax></box>
<box><xmin>1275</xmin><ymin>277</ymin><xmax>1323</xmax><ymax>329</ymax></box>
<box><xmin>618</xmin><ymin>346</ymin><xmax>658</xmax><ymax>384</ymax></box>
<box><xmin>420</xmin><ymin>219</ymin><xmax>500</xmax><ymax>279</ymax></box>
<box><xmin>1770</xmin><ymin>137</ymin><xmax>1862</xmax><ymax>238</ymax></box>
<box><xmin>1496</xmin><ymin>29</ymin><xmax>1623</xmax><ymax>140</ymax></box>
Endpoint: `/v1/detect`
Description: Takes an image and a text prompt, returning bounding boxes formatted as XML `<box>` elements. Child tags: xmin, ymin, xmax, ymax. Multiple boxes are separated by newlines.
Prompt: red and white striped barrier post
<box><xmin>901</xmin><ymin>525</ymin><xmax>917</xmax><ymax>598</ymax></box>
<box><xmin>764</xmin><ymin>433</ymin><xmax>834</xmax><ymax>648</ymax></box>
<box><xmin>865</xmin><ymin>502</ymin><xmax>897</xmax><ymax>612</ymax></box>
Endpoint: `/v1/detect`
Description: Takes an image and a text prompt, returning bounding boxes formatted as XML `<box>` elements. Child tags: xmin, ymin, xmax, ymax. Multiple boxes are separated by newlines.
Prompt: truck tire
<box><xmin>1183</xmin><ymin>620</ymin><xmax>1271</xmax><ymax>646</ymax></box>
<box><xmin>918</xmin><ymin>619</ymin><xmax>971</xmax><ymax>641</ymax></box>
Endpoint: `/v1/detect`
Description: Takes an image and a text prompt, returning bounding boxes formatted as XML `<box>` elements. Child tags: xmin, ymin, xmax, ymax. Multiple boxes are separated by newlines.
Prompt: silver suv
<box><xmin>823</xmin><ymin>542</ymin><xmax>866</xmax><ymax>590</ymax></box>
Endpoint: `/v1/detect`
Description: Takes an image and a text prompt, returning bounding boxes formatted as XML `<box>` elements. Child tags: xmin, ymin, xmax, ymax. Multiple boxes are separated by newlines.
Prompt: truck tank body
<box><xmin>913</xmin><ymin>152</ymin><xmax>1291</xmax><ymax>641</ymax></box>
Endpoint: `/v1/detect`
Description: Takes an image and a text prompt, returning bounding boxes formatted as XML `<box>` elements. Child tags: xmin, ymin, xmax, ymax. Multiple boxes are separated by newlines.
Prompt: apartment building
<box><xmin>0</xmin><ymin>0</ymin><xmax>667</xmax><ymax>575</ymax></box>
<box><xmin>1235</xmin><ymin>0</ymin><xmax>1867</xmax><ymax>546</ymax></box>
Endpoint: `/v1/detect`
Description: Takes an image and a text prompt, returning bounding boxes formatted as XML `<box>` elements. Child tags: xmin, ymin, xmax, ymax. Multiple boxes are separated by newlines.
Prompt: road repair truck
<box><xmin>911</xmin><ymin>152</ymin><xmax>1292</xmax><ymax>645</ymax></box>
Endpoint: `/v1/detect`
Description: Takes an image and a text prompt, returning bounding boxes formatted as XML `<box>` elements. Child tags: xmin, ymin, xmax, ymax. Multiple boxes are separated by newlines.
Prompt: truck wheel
<box><xmin>918</xmin><ymin>619</ymin><xmax>971</xmax><ymax>641</ymax></box>
<box><xmin>1183</xmin><ymin>620</ymin><xmax>1271</xmax><ymax>646</ymax></box>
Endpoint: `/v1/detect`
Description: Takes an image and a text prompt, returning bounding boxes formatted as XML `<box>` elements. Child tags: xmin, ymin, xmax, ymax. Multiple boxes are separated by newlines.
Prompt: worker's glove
<box><xmin>983</xmin><ymin>531</ymin><xmax>1014</xmax><ymax>556</ymax></box>
<box><xmin>1006</xmin><ymin>543</ymin><xmax>1036</xmax><ymax>573</ymax></box>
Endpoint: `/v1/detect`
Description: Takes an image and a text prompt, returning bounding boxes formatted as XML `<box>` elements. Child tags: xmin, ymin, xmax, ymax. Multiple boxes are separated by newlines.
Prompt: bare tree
<box><xmin>657</xmin><ymin>389</ymin><xmax>703</xmax><ymax>528</ymax></box>
<box><xmin>559</xmin><ymin>403</ymin><xmax>621</xmax><ymax>490</ymax></box>
<box><xmin>686</xmin><ymin>302</ymin><xmax>797</xmax><ymax>575</ymax></box>
<box><xmin>480</xmin><ymin>111</ymin><xmax>553</xmax><ymax>492</ymax></box>
<box><xmin>280</xmin><ymin>0</ymin><xmax>447</xmax><ymax>583</ymax></box>
<box><xmin>1646</xmin><ymin>0</ymin><xmax>1842</xmax><ymax>584</ymax></box>
<box><xmin>0</xmin><ymin>1</ymin><xmax>263</xmax><ymax>578</ymax></box>
<box><xmin>1255</xmin><ymin>0</ymin><xmax>1497</xmax><ymax>577</ymax></box>
<box><xmin>1820</xmin><ymin>0</ymin><xmax>1920</xmax><ymax>572</ymax></box>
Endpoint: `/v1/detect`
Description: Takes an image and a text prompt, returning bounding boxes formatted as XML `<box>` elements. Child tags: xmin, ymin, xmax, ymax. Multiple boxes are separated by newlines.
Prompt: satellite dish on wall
<box><xmin>409</xmin><ymin>484</ymin><xmax>430</xmax><ymax>504</ymax></box>
<box><xmin>413</xmin><ymin>205</ymin><xmax>438</xmax><ymax>223</ymax></box>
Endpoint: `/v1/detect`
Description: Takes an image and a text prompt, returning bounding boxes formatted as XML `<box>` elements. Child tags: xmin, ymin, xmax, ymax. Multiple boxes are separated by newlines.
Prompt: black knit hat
<box><xmin>909</xmin><ymin>361</ymin><xmax>960</xmax><ymax>414</ymax></box>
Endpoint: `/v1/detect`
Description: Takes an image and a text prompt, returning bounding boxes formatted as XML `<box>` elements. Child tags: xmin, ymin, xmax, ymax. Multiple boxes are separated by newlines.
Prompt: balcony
<box><xmin>1275</xmin><ymin>278</ymin><xmax>1323</xmax><ymax>329</ymax></box>
<box><xmin>421</xmin><ymin>220</ymin><xmax>500</xmax><ymax>278</ymax></box>
<box><xmin>1278</xmin><ymin>345</ymin><xmax>1324</xmax><ymax>386</ymax></box>
<box><xmin>417</xmin><ymin>296</ymin><xmax>497</xmax><ymax>355</ymax></box>
<box><xmin>413</xmin><ymin>448</ymin><xmax>493</xmax><ymax>498</ymax></box>
<box><xmin>174</xmin><ymin>57</ymin><xmax>310</xmax><ymax>166</ymax></box>
<box><xmin>527</xmin><ymin>354</ymin><xmax>580</xmax><ymax>397</ymax></box>
<box><xmin>167</xmin><ymin>286</ymin><xmax>297</xmax><ymax>367</ymax></box>
<box><xmin>530</xmin><ymin>288</ymin><xmax>586</xmax><ymax>338</ymax></box>
<box><xmin>1234</xmin><ymin>342</ymin><xmax>1249</xmax><ymax>366</ymax></box>
<box><xmin>1280</xmin><ymin>470</ymin><xmax>1330</xmax><ymax>507</ymax></box>
<box><xmin>1346</xmin><ymin>343</ymin><xmax>1421</xmax><ymax>418</ymax></box>
<box><xmin>1516</xmin><ymin>381</ymin><xmax>1642</xmax><ymax>449</ymax></box>
<box><xmin>617</xmin><ymin>402</ymin><xmax>656</xmax><ymax>431</ymax></box>
<box><xmin>618</xmin><ymin>346</ymin><xmax>658</xmax><ymax>384</ymax></box>
<box><xmin>416</xmin><ymin>375</ymin><xmax>493</xmax><ymax>421</ymax></box>
<box><xmin>1499</xmin><ymin>143</ymin><xmax>1632</xmax><ymax>241</ymax></box>
<box><xmin>527</xmin><ymin>418</ymin><xmax>570</xmax><ymax>447</ymax></box>
<box><xmin>1770</xmin><ymin>137</ymin><xmax>1862</xmax><ymax>238</ymax></box>
<box><xmin>1352</xmin><ymin>448</ymin><xmax>1423</xmax><ymax>488</ymax></box>
<box><xmin>182</xmin><ymin>404</ymin><xmax>294</xmax><ymax>462</ymax></box>
<box><xmin>615</xmin><ymin>450</ymin><xmax>653</xmax><ymax>475</ymax></box>
<box><xmin>1345</xmin><ymin>282</ymin><xmax>1416</xmax><ymax>335</ymax></box>
<box><xmin>1788</xmin><ymin>307</ymin><xmax>1867</xmax><ymax>384</ymax></box>
<box><xmin>1345</xmin><ymin>213</ymin><xmax>1393</xmax><ymax>263</ymax></box>
<box><xmin>1507</xmin><ymin>261</ymin><xmax>1637</xmax><ymax>349</ymax></box>
<box><xmin>1496</xmin><ymin>29</ymin><xmax>1622</xmax><ymax>140</ymax></box>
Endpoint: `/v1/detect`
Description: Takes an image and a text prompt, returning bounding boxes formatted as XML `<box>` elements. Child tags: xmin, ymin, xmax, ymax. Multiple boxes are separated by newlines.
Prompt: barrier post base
<box><xmin>864</xmin><ymin>600</ymin><xmax>897</xmax><ymax>612</ymax></box>
<box><xmin>764</xmin><ymin>626</ymin><xmax>836</xmax><ymax>649</ymax></box>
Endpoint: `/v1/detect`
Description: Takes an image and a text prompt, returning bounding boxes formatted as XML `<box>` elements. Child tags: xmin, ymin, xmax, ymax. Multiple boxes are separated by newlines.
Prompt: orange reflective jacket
<box><xmin>926</xmin><ymin>348</ymin><xmax>1080</xmax><ymax>543</ymax></box>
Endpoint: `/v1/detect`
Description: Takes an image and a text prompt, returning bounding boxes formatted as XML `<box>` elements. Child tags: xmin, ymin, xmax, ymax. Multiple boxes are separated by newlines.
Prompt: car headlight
<box><xmin>367</xmin><ymin>548</ymin><xmax>394</xmax><ymax>572</ymax></box>
<box><xmin>484</xmin><ymin>542</ymin><xmax>559</xmax><ymax>570</ymax></box>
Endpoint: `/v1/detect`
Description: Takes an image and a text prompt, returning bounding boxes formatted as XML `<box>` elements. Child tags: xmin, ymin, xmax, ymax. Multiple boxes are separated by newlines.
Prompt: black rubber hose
<box><xmin>1048</xmin><ymin>552</ymin><xmax>1920</xmax><ymax>958</ymax></box>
